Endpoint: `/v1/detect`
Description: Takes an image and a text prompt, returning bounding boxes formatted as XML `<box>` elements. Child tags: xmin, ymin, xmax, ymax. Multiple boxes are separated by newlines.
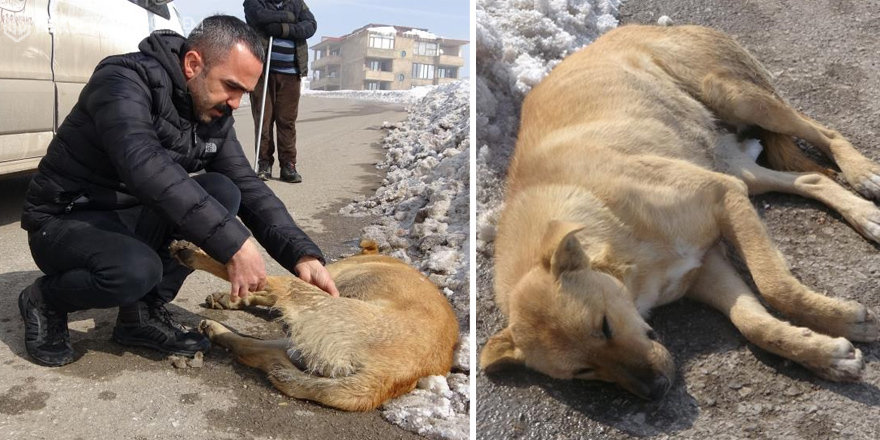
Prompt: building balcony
<box><xmin>311</xmin><ymin>77</ymin><xmax>341</xmax><ymax>90</ymax></box>
<box><xmin>437</xmin><ymin>55</ymin><xmax>465</xmax><ymax>67</ymax></box>
<box><xmin>365</xmin><ymin>47</ymin><xmax>398</xmax><ymax>59</ymax></box>
<box><xmin>313</xmin><ymin>55</ymin><xmax>342</xmax><ymax>69</ymax></box>
<box><xmin>364</xmin><ymin>70</ymin><xmax>395</xmax><ymax>82</ymax></box>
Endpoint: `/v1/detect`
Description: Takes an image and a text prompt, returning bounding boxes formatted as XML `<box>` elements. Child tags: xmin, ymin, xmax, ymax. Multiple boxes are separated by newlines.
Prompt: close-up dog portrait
<box><xmin>476</xmin><ymin>0</ymin><xmax>880</xmax><ymax>439</ymax></box>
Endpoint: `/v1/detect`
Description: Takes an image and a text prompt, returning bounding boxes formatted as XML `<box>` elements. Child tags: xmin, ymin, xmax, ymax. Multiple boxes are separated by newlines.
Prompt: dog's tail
<box><xmin>359</xmin><ymin>239</ymin><xmax>380</xmax><ymax>255</ymax></box>
<box><xmin>758</xmin><ymin>130</ymin><xmax>832</xmax><ymax>176</ymax></box>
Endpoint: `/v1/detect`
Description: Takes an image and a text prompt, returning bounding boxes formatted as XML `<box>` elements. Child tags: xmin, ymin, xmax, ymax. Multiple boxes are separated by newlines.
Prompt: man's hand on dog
<box><xmin>295</xmin><ymin>256</ymin><xmax>340</xmax><ymax>297</ymax></box>
<box><xmin>227</xmin><ymin>239</ymin><xmax>267</xmax><ymax>301</ymax></box>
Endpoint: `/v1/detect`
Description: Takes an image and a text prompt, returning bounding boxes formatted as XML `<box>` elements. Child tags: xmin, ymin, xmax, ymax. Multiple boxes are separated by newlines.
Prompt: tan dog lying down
<box><xmin>170</xmin><ymin>240</ymin><xmax>459</xmax><ymax>411</ymax></box>
<box><xmin>481</xmin><ymin>24</ymin><xmax>880</xmax><ymax>400</ymax></box>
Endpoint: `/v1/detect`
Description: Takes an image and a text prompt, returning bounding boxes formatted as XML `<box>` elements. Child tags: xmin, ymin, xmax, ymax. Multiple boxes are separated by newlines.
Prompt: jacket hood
<box><xmin>138</xmin><ymin>30</ymin><xmax>196</xmax><ymax>120</ymax></box>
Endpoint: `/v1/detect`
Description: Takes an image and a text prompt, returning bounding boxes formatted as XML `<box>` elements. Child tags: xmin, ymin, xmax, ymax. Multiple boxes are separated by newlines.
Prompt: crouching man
<box><xmin>18</xmin><ymin>15</ymin><xmax>338</xmax><ymax>367</ymax></box>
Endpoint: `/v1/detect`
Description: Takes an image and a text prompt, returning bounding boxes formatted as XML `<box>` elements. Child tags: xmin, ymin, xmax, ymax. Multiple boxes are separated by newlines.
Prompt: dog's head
<box><xmin>481</xmin><ymin>221</ymin><xmax>675</xmax><ymax>400</ymax></box>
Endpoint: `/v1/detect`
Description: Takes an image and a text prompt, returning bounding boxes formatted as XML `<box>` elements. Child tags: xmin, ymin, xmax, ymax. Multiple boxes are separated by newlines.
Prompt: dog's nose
<box><xmin>647</xmin><ymin>375</ymin><xmax>671</xmax><ymax>400</ymax></box>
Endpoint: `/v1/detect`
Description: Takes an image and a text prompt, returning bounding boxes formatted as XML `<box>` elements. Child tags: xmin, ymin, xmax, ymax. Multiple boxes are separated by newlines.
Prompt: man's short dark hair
<box><xmin>187</xmin><ymin>15</ymin><xmax>266</xmax><ymax>67</ymax></box>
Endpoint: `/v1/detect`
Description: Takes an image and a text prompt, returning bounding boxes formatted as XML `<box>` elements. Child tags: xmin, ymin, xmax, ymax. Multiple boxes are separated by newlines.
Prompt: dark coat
<box><xmin>21</xmin><ymin>31</ymin><xmax>324</xmax><ymax>269</ymax></box>
<box><xmin>243</xmin><ymin>0</ymin><xmax>316</xmax><ymax>76</ymax></box>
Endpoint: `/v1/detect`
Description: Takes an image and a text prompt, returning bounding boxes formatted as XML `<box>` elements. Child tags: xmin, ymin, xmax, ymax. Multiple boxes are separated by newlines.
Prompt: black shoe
<box><xmin>112</xmin><ymin>302</ymin><xmax>210</xmax><ymax>356</ymax></box>
<box><xmin>280</xmin><ymin>163</ymin><xmax>302</xmax><ymax>183</ymax></box>
<box><xmin>257</xmin><ymin>162</ymin><xmax>272</xmax><ymax>181</ymax></box>
<box><xmin>18</xmin><ymin>282</ymin><xmax>75</xmax><ymax>367</ymax></box>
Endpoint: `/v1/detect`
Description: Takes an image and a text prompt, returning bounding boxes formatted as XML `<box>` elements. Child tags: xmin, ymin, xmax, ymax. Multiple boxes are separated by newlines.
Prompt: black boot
<box><xmin>18</xmin><ymin>281</ymin><xmax>75</xmax><ymax>366</ymax></box>
<box><xmin>280</xmin><ymin>163</ymin><xmax>302</xmax><ymax>183</ymax></box>
<box><xmin>257</xmin><ymin>161</ymin><xmax>272</xmax><ymax>181</ymax></box>
<box><xmin>112</xmin><ymin>301</ymin><xmax>210</xmax><ymax>356</ymax></box>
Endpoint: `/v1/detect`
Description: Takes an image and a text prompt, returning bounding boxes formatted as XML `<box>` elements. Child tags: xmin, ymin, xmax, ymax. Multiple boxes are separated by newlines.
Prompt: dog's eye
<box><xmin>601</xmin><ymin>316</ymin><xmax>612</xmax><ymax>340</ymax></box>
<box><xmin>647</xmin><ymin>329</ymin><xmax>659</xmax><ymax>341</ymax></box>
<box><xmin>573</xmin><ymin>367</ymin><xmax>595</xmax><ymax>376</ymax></box>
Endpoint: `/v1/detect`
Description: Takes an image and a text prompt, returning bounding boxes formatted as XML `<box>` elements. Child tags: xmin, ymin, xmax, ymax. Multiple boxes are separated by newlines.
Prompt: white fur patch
<box><xmin>635</xmin><ymin>240</ymin><xmax>705</xmax><ymax>314</ymax></box>
<box><xmin>742</xmin><ymin>138</ymin><xmax>764</xmax><ymax>161</ymax></box>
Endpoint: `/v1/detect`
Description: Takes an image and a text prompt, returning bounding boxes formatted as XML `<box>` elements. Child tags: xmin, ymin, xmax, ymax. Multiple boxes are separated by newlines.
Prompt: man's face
<box><xmin>184</xmin><ymin>42</ymin><xmax>263</xmax><ymax>124</ymax></box>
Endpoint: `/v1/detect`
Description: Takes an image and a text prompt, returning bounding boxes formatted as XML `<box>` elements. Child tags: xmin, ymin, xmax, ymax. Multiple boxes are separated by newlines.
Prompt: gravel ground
<box><xmin>476</xmin><ymin>0</ymin><xmax>880</xmax><ymax>439</ymax></box>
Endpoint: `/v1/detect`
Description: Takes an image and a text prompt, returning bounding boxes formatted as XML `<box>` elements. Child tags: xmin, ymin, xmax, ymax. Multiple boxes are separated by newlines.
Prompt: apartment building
<box><xmin>310</xmin><ymin>24</ymin><xmax>468</xmax><ymax>91</ymax></box>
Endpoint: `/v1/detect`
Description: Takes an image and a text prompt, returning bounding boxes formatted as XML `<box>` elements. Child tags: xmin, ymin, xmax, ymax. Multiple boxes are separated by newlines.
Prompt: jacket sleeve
<box><xmin>243</xmin><ymin>0</ymin><xmax>296</xmax><ymax>26</ymax></box>
<box><xmin>207</xmin><ymin>125</ymin><xmax>326</xmax><ymax>273</ymax></box>
<box><xmin>276</xmin><ymin>4</ymin><xmax>317</xmax><ymax>40</ymax></box>
<box><xmin>85</xmin><ymin>64</ymin><xmax>251</xmax><ymax>263</ymax></box>
<box><xmin>243</xmin><ymin>0</ymin><xmax>317</xmax><ymax>41</ymax></box>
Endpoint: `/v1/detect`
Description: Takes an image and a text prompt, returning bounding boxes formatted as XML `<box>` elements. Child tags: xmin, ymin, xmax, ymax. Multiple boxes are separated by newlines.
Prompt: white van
<box><xmin>0</xmin><ymin>0</ymin><xmax>184</xmax><ymax>176</ymax></box>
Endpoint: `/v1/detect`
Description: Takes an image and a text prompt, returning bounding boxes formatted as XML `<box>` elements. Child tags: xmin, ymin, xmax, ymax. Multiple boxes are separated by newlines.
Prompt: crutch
<box><xmin>254</xmin><ymin>36</ymin><xmax>274</xmax><ymax>172</ymax></box>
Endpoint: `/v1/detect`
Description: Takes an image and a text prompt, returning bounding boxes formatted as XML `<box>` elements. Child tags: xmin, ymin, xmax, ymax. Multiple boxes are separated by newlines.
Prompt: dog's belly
<box><xmin>634</xmin><ymin>240</ymin><xmax>708</xmax><ymax>315</ymax></box>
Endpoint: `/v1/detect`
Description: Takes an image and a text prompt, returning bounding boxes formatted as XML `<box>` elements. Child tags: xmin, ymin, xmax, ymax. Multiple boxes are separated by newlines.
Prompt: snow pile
<box><xmin>476</xmin><ymin>0</ymin><xmax>623</xmax><ymax>255</ymax></box>
<box><xmin>342</xmin><ymin>80</ymin><xmax>470</xmax><ymax>439</ymax></box>
<box><xmin>301</xmin><ymin>87</ymin><xmax>434</xmax><ymax>104</ymax></box>
<box><xmin>382</xmin><ymin>374</ymin><xmax>470</xmax><ymax>440</ymax></box>
<box><xmin>405</xmin><ymin>29</ymin><xmax>440</xmax><ymax>40</ymax></box>
<box><xmin>366</xmin><ymin>26</ymin><xmax>398</xmax><ymax>36</ymax></box>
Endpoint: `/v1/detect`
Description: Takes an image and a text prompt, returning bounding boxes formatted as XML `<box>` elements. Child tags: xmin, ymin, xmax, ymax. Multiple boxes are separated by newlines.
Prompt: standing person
<box><xmin>244</xmin><ymin>0</ymin><xmax>316</xmax><ymax>183</ymax></box>
<box><xmin>18</xmin><ymin>15</ymin><xmax>338</xmax><ymax>367</ymax></box>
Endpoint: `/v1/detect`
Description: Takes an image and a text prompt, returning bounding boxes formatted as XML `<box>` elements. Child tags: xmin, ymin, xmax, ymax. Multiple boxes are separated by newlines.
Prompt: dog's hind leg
<box><xmin>701</xmin><ymin>74</ymin><xmax>880</xmax><ymax>200</ymax></box>
<box><xmin>715</xmin><ymin>134</ymin><xmax>880</xmax><ymax>244</ymax></box>
<box><xmin>200</xmin><ymin>319</ymin><xmax>391</xmax><ymax>411</ymax></box>
<box><xmin>717</xmin><ymin>183</ymin><xmax>879</xmax><ymax>342</ymax></box>
<box><xmin>686</xmin><ymin>246</ymin><xmax>864</xmax><ymax>381</ymax></box>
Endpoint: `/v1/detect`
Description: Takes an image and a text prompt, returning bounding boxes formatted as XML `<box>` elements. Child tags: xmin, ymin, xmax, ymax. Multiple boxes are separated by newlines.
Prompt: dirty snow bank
<box><xmin>342</xmin><ymin>80</ymin><xmax>470</xmax><ymax>439</ymax></box>
<box><xmin>476</xmin><ymin>0</ymin><xmax>622</xmax><ymax>254</ymax></box>
<box><xmin>301</xmin><ymin>87</ymin><xmax>433</xmax><ymax>104</ymax></box>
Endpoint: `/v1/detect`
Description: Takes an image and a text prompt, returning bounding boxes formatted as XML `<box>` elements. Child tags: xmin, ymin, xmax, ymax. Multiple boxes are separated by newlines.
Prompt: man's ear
<box><xmin>182</xmin><ymin>50</ymin><xmax>205</xmax><ymax>80</ymax></box>
<box><xmin>480</xmin><ymin>327</ymin><xmax>525</xmax><ymax>373</ymax></box>
<box><xmin>540</xmin><ymin>220</ymin><xmax>588</xmax><ymax>277</ymax></box>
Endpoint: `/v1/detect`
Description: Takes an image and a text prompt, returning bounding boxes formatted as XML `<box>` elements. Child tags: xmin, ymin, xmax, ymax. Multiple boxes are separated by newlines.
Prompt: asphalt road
<box><xmin>477</xmin><ymin>1</ymin><xmax>880</xmax><ymax>439</ymax></box>
<box><xmin>0</xmin><ymin>96</ymin><xmax>415</xmax><ymax>439</ymax></box>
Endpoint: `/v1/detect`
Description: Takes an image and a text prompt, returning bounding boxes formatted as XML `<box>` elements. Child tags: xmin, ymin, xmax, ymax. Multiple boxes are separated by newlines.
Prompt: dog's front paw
<box><xmin>841</xmin><ymin>303</ymin><xmax>880</xmax><ymax>342</ymax></box>
<box><xmin>844</xmin><ymin>164</ymin><xmax>880</xmax><ymax>201</ymax></box>
<box><xmin>845</xmin><ymin>201</ymin><xmax>880</xmax><ymax>244</ymax></box>
<box><xmin>205</xmin><ymin>291</ymin><xmax>243</xmax><ymax>310</ymax></box>
<box><xmin>804</xmin><ymin>338</ymin><xmax>865</xmax><ymax>382</ymax></box>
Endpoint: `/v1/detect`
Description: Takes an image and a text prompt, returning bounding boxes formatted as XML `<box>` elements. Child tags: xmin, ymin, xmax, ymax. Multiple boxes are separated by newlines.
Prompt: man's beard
<box><xmin>190</xmin><ymin>73</ymin><xmax>231</xmax><ymax>124</ymax></box>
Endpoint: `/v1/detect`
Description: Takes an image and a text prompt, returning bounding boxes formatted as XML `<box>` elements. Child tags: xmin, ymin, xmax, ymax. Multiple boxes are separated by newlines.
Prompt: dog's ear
<box><xmin>480</xmin><ymin>327</ymin><xmax>525</xmax><ymax>373</ymax></box>
<box><xmin>540</xmin><ymin>220</ymin><xmax>588</xmax><ymax>277</ymax></box>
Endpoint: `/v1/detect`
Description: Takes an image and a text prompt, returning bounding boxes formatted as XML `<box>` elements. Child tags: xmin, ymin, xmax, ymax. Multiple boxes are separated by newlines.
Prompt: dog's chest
<box><xmin>633</xmin><ymin>240</ymin><xmax>706</xmax><ymax>314</ymax></box>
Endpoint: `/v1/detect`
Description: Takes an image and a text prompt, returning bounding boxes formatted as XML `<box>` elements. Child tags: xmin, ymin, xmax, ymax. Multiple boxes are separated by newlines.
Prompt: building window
<box><xmin>414</xmin><ymin>41</ymin><xmax>439</xmax><ymax>56</ymax></box>
<box><xmin>366</xmin><ymin>59</ymin><xmax>392</xmax><ymax>72</ymax></box>
<box><xmin>365</xmin><ymin>81</ymin><xmax>390</xmax><ymax>90</ymax></box>
<box><xmin>411</xmin><ymin>63</ymin><xmax>435</xmax><ymax>79</ymax></box>
<box><xmin>398</xmin><ymin>74</ymin><xmax>405</xmax><ymax>82</ymax></box>
<box><xmin>329</xmin><ymin>48</ymin><xmax>340</xmax><ymax>56</ymax></box>
<box><xmin>440</xmin><ymin>45</ymin><xmax>460</xmax><ymax>57</ymax></box>
<box><xmin>437</xmin><ymin>67</ymin><xmax>458</xmax><ymax>79</ymax></box>
<box><xmin>369</xmin><ymin>33</ymin><xmax>395</xmax><ymax>49</ymax></box>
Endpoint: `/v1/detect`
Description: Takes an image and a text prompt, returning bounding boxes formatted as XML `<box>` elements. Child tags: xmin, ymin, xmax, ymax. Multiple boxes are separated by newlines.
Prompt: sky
<box><xmin>173</xmin><ymin>0</ymin><xmax>471</xmax><ymax>78</ymax></box>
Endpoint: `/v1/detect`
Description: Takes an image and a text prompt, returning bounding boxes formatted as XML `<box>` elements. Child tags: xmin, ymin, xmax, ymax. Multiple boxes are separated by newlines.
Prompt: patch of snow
<box><xmin>301</xmin><ymin>86</ymin><xmax>437</xmax><ymax>105</ymax></box>
<box><xmin>476</xmin><ymin>0</ymin><xmax>623</xmax><ymax>257</ymax></box>
<box><xmin>367</xmin><ymin>26</ymin><xmax>398</xmax><ymax>36</ymax></box>
<box><xmin>405</xmin><ymin>29</ymin><xmax>440</xmax><ymax>40</ymax></box>
<box><xmin>342</xmin><ymin>80</ymin><xmax>470</xmax><ymax>439</ymax></box>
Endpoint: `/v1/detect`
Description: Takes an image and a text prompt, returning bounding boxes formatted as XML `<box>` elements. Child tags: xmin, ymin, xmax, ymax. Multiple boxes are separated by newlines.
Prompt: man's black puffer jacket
<box><xmin>21</xmin><ymin>30</ymin><xmax>324</xmax><ymax>269</ymax></box>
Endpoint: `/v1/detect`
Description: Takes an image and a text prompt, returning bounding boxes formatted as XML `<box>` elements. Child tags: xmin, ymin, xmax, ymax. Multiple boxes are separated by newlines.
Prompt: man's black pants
<box><xmin>27</xmin><ymin>173</ymin><xmax>240</xmax><ymax>313</ymax></box>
